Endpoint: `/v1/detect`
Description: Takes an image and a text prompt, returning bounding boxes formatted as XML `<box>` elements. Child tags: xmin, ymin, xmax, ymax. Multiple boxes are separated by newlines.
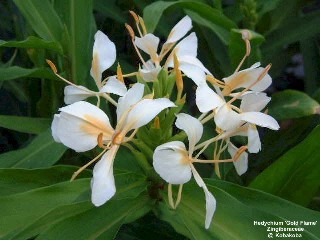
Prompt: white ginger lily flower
<box><xmin>52</xmin><ymin>83</ymin><xmax>175</xmax><ymax>206</ymax></box>
<box><xmin>64</xmin><ymin>30</ymin><xmax>127</xmax><ymax>104</ymax></box>
<box><xmin>222</xmin><ymin>62</ymin><xmax>272</xmax><ymax>96</ymax></box>
<box><xmin>153</xmin><ymin>113</ymin><xmax>216</xmax><ymax>229</ymax></box>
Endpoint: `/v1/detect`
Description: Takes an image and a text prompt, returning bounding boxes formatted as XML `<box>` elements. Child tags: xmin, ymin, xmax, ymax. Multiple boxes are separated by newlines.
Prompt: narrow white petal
<box><xmin>100</xmin><ymin>76</ymin><xmax>127</xmax><ymax>96</ymax></box>
<box><xmin>116</xmin><ymin>83</ymin><xmax>144</xmax><ymax>122</ymax></box>
<box><xmin>91</xmin><ymin>145</ymin><xmax>119</xmax><ymax>206</ymax></box>
<box><xmin>153</xmin><ymin>141</ymin><xmax>192</xmax><ymax>184</ymax></box>
<box><xmin>64</xmin><ymin>85</ymin><xmax>93</xmax><ymax>104</ymax></box>
<box><xmin>247</xmin><ymin>124</ymin><xmax>261</xmax><ymax>153</ymax></box>
<box><xmin>166</xmin><ymin>32</ymin><xmax>198</xmax><ymax>66</ymax></box>
<box><xmin>175</xmin><ymin>113</ymin><xmax>203</xmax><ymax>153</ymax></box>
<box><xmin>196</xmin><ymin>83</ymin><xmax>225</xmax><ymax>113</ymax></box>
<box><xmin>165</xmin><ymin>16</ymin><xmax>192</xmax><ymax>44</ymax></box>
<box><xmin>240</xmin><ymin>112</ymin><xmax>280</xmax><ymax>130</ymax></box>
<box><xmin>134</xmin><ymin>34</ymin><xmax>159</xmax><ymax>60</ymax></box>
<box><xmin>92</xmin><ymin>30</ymin><xmax>116</xmax><ymax>72</ymax></box>
<box><xmin>240</xmin><ymin>92</ymin><xmax>271</xmax><ymax>112</ymax></box>
<box><xmin>228</xmin><ymin>143</ymin><xmax>248</xmax><ymax>175</ymax></box>
<box><xmin>57</xmin><ymin>101</ymin><xmax>114</xmax><ymax>152</ymax></box>
<box><xmin>124</xmin><ymin>98</ymin><xmax>175</xmax><ymax>131</ymax></box>
<box><xmin>214</xmin><ymin>105</ymin><xmax>243</xmax><ymax>131</ymax></box>
<box><xmin>190</xmin><ymin>165</ymin><xmax>216</xmax><ymax>229</ymax></box>
<box><xmin>179</xmin><ymin>62</ymin><xmax>206</xmax><ymax>85</ymax></box>
<box><xmin>140</xmin><ymin>61</ymin><xmax>162</xmax><ymax>82</ymax></box>
<box><xmin>51</xmin><ymin>114</ymin><xmax>61</xmax><ymax>142</ymax></box>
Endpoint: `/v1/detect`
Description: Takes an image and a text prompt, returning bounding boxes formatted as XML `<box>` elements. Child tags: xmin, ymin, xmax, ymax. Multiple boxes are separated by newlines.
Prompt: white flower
<box><xmin>52</xmin><ymin>83</ymin><xmax>175</xmax><ymax>206</ymax></box>
<box><xmin>64</xmin><ymin>30</ymin><xmax>127</xmax><ymax>104</ymax></box>
<box><xmin>153</xmin><ymin>113</ymin><xmax>216</xmax><ymax>229</ymax></box>
<box><xmin>222</xmin><ymin>62</ymin><xmax>272</xmax><ymax>96</ymax></box>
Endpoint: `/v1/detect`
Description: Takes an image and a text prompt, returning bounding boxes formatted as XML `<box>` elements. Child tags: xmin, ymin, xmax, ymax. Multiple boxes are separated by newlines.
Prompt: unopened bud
<box><xmin>174</xmin><ymin>54</ymin><xmax>183</xmax><ymax>97</ymax></box>
<box><xmin>154</xmin><ymin>116</ymin><xmax>160</xmax><ymax>129</ymax></box>
<box><xmin>117</xmin><ymin>63</ymin><xmax>124</xmax><ymax>83</ymax></box>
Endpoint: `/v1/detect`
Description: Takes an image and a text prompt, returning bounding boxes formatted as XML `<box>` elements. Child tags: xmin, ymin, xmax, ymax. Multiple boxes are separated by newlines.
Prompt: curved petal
<box><xmin>91</xmin><ymin>145</ymin><xmax>119</xmax><ymax>206</ymax></box>
<box><xmin>90</xmin><ymin>31</ymin><xmax>116</xmax><ymax>86</ymax></box>
<box><xmin>57</xmin><ymin>101</ymin><xmax>114</xmax><ymax>152</ymax></box>
<box><xmin>240</xmin><ymin>92</ymin><xmax>271</xmax><ymax>112</ymax></box>
<box><xmin>190</xmin><ymin>165</ymin><xmax>216</xmax><ymax>229</ymax></box>
<box><xmin>175</xmin><ymin>113</ymin><xmax>203</xmax><ymax>153</ymax></box>
<box><xmin>196</xmin><ymin>83</ymin><xmax>225</xmax><ymax>113</ymax></box>
<box><xmin>140</xmin><ymin>61</ymin><xmax>162</xmax><ymax>82</ymax></box>
<box><xmin>214</xmin><ymin>105</ymin><xmax>243</xmax><ymax>131</ymax></box>
<box><xmin>227</xmin><ymin>142</ymin><xmax>248</xmax><ymax>176</ymax></box>
<box><xmin>123</xmin><ymin>98</ymin><xmax>175</xmax><ymax>131</ymax></box>
<box><xmin>165</xmin><ymin>16</ymin><xmax>192</xmax><ymax>45</ymax></box>
<box><xmin>100</xmin><ymin>76</ymin><xmax>127</xmax><ymax>96</ymax></box>
<box><xmin>153</xmin><ymin>141</ymin><xmax>192</xmax><ymax>184</ymax></box>
<box><xmin>116</xmin><ymin>83</ymin><xmax>144</xmax><ymax>122</ymax></box>
<box><xmin>51</xmin><ymin>114</ymin><xmax>61</xmax><ymax>142</ymax></box>
<box><xmin>247</xmin><ymin>124</ymin><xmax>261</xmax><ymax>153</ymax></box>
<box><xmin>134</xmin><ymin>34</ymin><xmax>159</xmax><ymax>61</ymax></box>
<box><xmin>166</xmin><ymin>32</ymin><xmax>198</xmax><ymax>66</ymax></box>
<box><xmin>64</xmin><ymin>85</ymin><xmax>93</xmax><ymax>104</ymax></box>
<box><xmin>240</xmin><ymin>112</ymin><xmax>280</xmax><ymax>130</ymax></box>
<box><xmin>222</xmin><ymin>64</ymin><xmax>272</xmax><ymax>95</ymax></box>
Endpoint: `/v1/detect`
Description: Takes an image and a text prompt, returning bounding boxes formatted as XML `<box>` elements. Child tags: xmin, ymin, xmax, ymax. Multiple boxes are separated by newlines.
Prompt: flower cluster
<box><xmin>49</xmin><ymin>12</ymin><xmax>279</xmax><ymax>229</ymax></box>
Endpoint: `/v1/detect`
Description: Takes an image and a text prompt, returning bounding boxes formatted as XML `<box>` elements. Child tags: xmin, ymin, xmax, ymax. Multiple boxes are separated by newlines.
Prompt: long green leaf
<box><xmin>158</xmin><ymin>179</ymin><xmax>320</xmax><ymax>239</ymax></box>
<box><xmin>0</xmin><ymin>36</ymin><xmax>63</xmax><ymax>54</ymax></box>
<box><xmin>0</xmin><ymin>166</ymin><xmax>148</xmax><ymax>239</ymax></box>
<box><xmin>0</xmin><ymin>66</ymin><xmax>56</xmax><ymax>81</ymax></box>
<box><xmin>143</xmin><ymin>0</ymin><xmax>236</xmax><ymax>44</ymax></box>
<box><xmin>0</xmin><ymin>129</ymin><xmax>66</xmax><ymax>168</ymax></box>
<box><xmin>262</xmin><ymin>11</ymin><xmax>320</xmax><ymax>53</ymax></box>
<box><xmin>268</xmin><ymin>90</ymin><xmax>320</xmax><ymax>120</ymax></box>
<box><xmin>13</xmin><ymin>0</ymin><xmax>63</xmax><ymax>42</ymax></box>
<box><xmin>0</xmin><ymin>115</ymin><xmax>50</xmax><ymax>134</ymax></box>
<box><xmin>54</xmin><ymin>0</ymin><xmax>95</xmax><ymax>86</ymax></box>
<box><xmin>250</xmin><ymin>125</ymin><xmax>320</xmax><ymax>206</ymax></box>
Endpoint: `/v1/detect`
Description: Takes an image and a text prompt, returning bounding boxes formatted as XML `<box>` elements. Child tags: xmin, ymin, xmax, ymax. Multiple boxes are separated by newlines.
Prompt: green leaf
<box><xmin>0</xmin><ymin>36</ymin><xmax>63</xmax><ymax>54</ymax></box>
<box><xmin>250</xmin><ymin>125</ymin><xmax>320</xmax><ymax>206</ymax></box>
<box><xmin>143</xmin><ymin>0</ymin><xmax>236</xmax><ymax>44</ymax></box>
<box><xmin>157</xmin><ymin>179</ymin><xmax>320</xmax><ymax>239</ymax></box>
<box><xmin>0</xmin><ymin>166</ymin><xmax>148</xmax><ymax>239</ymax></box>
<box><xmin>268</xmin><ymin>90</ymin><xmax>320</xmax><ymax>120</ymax></box>
<box><xmin>0</xmin><ymin>115</ymin><xmax>50</xmax><ymax>134</ymax></box>
<box><xmin>262</xmin><ymin>11</ymin><xmax>320</xmax><ymax>53</ymax></box>
<box><xmin>36</xmin><ymin>194</ymin><xmax>150</xmax><ymax>240</ymax></box>
<box><xmin>54</xmin><ymin>0</ymin><xmax>95</xmax><ymax>86</ymax></box>
<box><xmin>13</xmin><ymin>0</ymin><xmax>63</xmax><ymax>42</ymax></box>
<box><xmin>0</xmin><ymin>129</ymin><xmax>66</xmax><ymax>168</ymax></box>
<box><xmin>0</xmin><ymin>66</ymin><xmax>57</xmax><ymax>81</ymax></box>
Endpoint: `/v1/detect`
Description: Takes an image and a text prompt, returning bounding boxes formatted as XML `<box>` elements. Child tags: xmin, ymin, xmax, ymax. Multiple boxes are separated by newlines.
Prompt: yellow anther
<box><xmin>129</xmin><ymin>11</ymin><xmax>139</xmax><ymax>23</ymax></box>
<box><xmin>174</xmin><ymin>53</ymin><xmax>183</xmax><ymax>100</ymax></box>
<box><xmin>46</xmin><ymin>59</ymin><xmax>57</xmax><ymax>73</ymax></box>
<box><xmin>138</xmin><ymin>16</ymin><xmax>148</xmax><ymax>35</ymax></box>
<box><xmin>125</xmin><ymin>23</ymin><xmax>135</xmax><ymax>39</ymax></box>
<box><xmin>117</xmin><ymin>63</ymin><xmax>124</xmax><ymax>83</ymax></box>
<box><xmin>97</xmin><ymin>133</ymin><xmax>104</xmax><ymax>148</ymax></box>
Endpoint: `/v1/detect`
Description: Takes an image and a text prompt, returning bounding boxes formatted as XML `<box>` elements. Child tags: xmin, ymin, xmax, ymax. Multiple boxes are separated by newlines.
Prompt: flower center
<box><xmin>112</xmin><ymin>132</ymin><xmax>124</xmax><ymax>145</ymax></box>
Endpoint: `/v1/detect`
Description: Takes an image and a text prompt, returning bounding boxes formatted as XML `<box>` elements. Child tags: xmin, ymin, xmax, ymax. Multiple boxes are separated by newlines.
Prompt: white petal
<box><xmin>57</xmin><ymin>101</ymin><xmax>114</xmax><ymax>152</ymax></box>
<box><xmin>100</xmin><ymin>76</ymin><xmax>127</xmax><ymax>96</ymax></box>
<box><xmin>91</xmin><ymin>145</ymin><xmax>119</xmax><ymax>206</ymax></box>
<box><xmin>116</xmin><ymin>83</ymin><xmax>144</xmax><ymax>122</ymax></box>
<box><xmin>175</xmin><ymin>113</ymin><xmax>203</xmax><ymax>153</ymax></box>
<box><xmin>166</xmin><ymin>32</ymin><xmax>198</xmax><ymax>66</ymax></box>
<box><xmin>214</xmin><ymin>105</ymin><xmax>243</xmax><ymax>131</ymax></box>
<box><xmin>165</xmin><ymin>16</ymin><xmax>192</xmax><ymax>45</ymax></box>
<box><xmin>228</xmin><ymin>143</ymin><xmax>248</xmax><ymax>176</ymax></box>
<box><xmin>124</xmin><ymin>98</ymin><xmax>175</xmax><ymax>131</ymax></box>
<box><xmin>153</xmin><ymin>141</ymin><xmax>192</xmax><ymax>184</ymax></box>
<box><xmin>190</xmin><ymin>165</ymin><xmax>216</xmax><ymax>229</ymax></box>
<box><xmin>196</xmin><ymin>83</ymin><xmax>225</xmax><ymax>113</ymax></box>
<box><xmin>247</xmin><ymin>124</ymin><xmax>261</xmax><ymax>153</ymax></box>
<box><xmin>240</xmin><ymin>112</ymin><xmax>280</xmax><ymax>130</ymax></box>
<box><xmin>134</xmin><ymin>34</ymin><xmax>159</xmax><ymax>60</ymax></box>
<box><xmin>51</xmin><ymin>114</ymin><xmax>61</xmax><ymax>142</ymax></box>
<box><xmin>223</xmin><ymin>65</ymin><xmax>272</xmax><ymax>94</ymax></box>
<box><xmin>240</xmin><ymin>92</ymin><xmax>271</xmax><ymax>112</ymax></box>
<box><xmin>64</xmin><ymin>85</ymin><xmax>93</xmax><ymax>105</ymax></box>
<box><xmin>140</xmin><ymin>62</ymin><xmax>162</xmax><ymax>82</ymax></box>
